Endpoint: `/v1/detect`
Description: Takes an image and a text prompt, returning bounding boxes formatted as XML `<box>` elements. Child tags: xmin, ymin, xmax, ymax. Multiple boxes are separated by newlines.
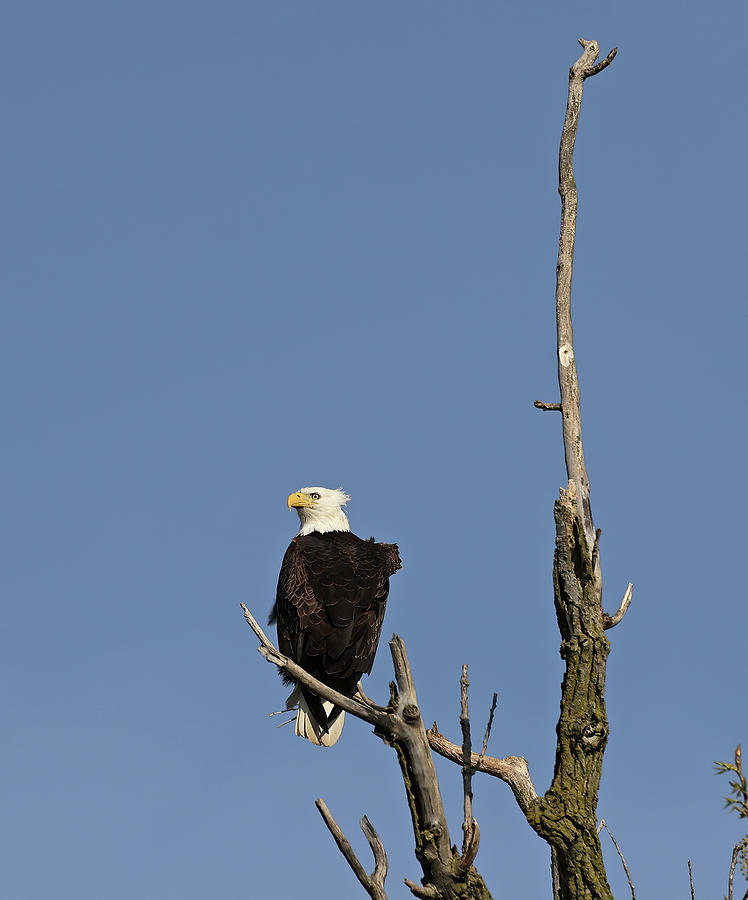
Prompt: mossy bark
<box><xmin>526</xmin><ymin>488</ymin><xmax>613</xmax><ymax>900</ymax></box>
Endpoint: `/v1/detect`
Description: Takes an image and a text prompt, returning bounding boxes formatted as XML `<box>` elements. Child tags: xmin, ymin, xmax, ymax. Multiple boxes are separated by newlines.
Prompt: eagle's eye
<box><xmin>310</xmin><ymin>492</ymin><xmax>321</xmax><ymax>500</ymax></box>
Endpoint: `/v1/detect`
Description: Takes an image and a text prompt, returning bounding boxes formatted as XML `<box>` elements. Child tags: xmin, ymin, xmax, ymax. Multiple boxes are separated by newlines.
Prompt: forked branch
<box><xmin>315</xmin><ymin>799</ymin><xmax>389</xmax><ymax>900</ymax></box>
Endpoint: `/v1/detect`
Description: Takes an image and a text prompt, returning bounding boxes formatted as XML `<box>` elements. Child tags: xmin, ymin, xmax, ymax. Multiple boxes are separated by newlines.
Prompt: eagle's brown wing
<box><xmin>270</xmin><ymin>532</ymin><xmax>401</xmax><ymax>692</ymax></box>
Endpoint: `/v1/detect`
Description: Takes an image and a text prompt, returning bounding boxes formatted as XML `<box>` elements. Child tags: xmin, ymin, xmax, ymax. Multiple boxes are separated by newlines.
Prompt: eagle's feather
<box><xmin>270</xmin><ymin>494</ymin><xmax>401</xmax><ymax>746</ymax></box>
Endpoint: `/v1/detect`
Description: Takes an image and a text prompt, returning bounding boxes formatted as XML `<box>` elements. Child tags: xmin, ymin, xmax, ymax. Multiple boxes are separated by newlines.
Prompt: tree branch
<box><xmin>582</xmin><ymin>46</ymin><xmax>618</xmax><ymax>79</ymax></box>
<box><xmin>456</xmin><ymin>666</ymin><xmax>481</xmax><ymax>873</ymax></box>
<box><xmin>554</xmin><ymin>37</ymin><xmax>616</xmax><ymax>574</ymax></box>
<box><xmin>404</xmin><ymin>880</ymin><xmax>439</xmax><ymax>899</ymax></box>
<box><xmin>603</xmin><ymin>583</ymin><xmax>634</xmax><ymax>629</ymax></box>
<box><xmin>598</xmin><ymin>820</ymin><xmax>637</xmax><ymax>899</ymax></box>
<box><xmin>427</xmin><ymin>725</ymin><xmax>539</xmax><ymax>816</ymax></box>
<box><xmin>241</xmin><ymin>603</ymin><xmax>390</xmax><ymax>729</ymax></box>
<box><xmin>315</xmin><ymin>799</ymin><xmax>389</xmax><ymax>900</ymax></box>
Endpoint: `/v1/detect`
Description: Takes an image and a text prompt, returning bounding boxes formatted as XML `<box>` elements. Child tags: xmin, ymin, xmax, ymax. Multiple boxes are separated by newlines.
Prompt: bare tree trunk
<box><xmin>530</xmin><ymin>38</ymin><xmax>623</xmax><ymax>900</ymax></box>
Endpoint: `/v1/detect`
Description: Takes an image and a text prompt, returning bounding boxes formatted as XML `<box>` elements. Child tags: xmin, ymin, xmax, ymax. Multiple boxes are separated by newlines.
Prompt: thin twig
<box><xmin>599</xmin><ymin>820</ymin><xmax>636</xmax><ymax>899</ymax></box>
<box><xmin>688</xmin><ymin>859</ymin><xmax>695</xmax><ymax>900</ymax></box>
<box><xmin>604</xmin><ymin>583</ymin><xmax>634</xmax><ymax>629</ymax></box>
<box><xmin>555</xmin><ymin>36</ymin><xmax>617</xmax><ymax>576</ymax></box>
<box><xmin>534</xmin><ymin>400</ymin><xmax>562</xmax><ymax>411</ymax></box>
<box><xmin>476</xmin><ymin>692</ymin><xmax>499</xmax><ymax>772</ymax></box>
<box><xmin>240</xmin><ymin>602</ymin><xmax>275</xmax><ymax>652</ymax></box>
<box><xmin>315</xmin><ymin>799</ymin><xmax>389</xmax><ymax>900</ymax></box>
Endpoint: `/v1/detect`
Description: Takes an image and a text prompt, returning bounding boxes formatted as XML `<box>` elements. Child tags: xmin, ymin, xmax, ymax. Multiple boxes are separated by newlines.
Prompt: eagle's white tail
<box><xmin>286</xmin><ymin>688</ymin><xmax>345</xmax><ymax>746</ymax></box>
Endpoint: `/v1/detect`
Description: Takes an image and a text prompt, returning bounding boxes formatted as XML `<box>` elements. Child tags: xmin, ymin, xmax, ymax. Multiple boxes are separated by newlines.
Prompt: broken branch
<box><xmin>604</xmin><ymin>583</ymin><xmax>634</xmax><ymax>629</ymax></box>
<box><xmin>728</xmin><ymin>838</ymin><xmax>748</xmax><ymax>900</ymax></box>
<box><xmin>315</xmin><ymin>799</ymin><xmax>389</xmax><ymax>900</ymax></box>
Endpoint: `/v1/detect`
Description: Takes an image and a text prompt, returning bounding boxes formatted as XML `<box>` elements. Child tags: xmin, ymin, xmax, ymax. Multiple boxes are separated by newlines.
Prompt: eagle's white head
<box><xmin>287</xmin><ymin>486</ymin><xmax>352</xmax><ymax>536</ymax></box>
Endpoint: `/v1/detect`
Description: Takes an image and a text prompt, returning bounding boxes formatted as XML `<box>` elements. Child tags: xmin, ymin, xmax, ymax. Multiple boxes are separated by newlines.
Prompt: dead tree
<box><xmin>242</xmin><ymin>38</ymin><xmax>630</xmax><ymax>900</ymax></box>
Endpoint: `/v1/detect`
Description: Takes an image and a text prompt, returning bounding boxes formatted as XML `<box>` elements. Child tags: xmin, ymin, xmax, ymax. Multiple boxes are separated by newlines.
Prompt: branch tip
<box><xmin>586</xmin><ymin>47</ymin><xmax>618</xmax><ymax>78</ymax></box>
<box><xmin>604</xmin><ymin>582</ymin><xmax>633</xmax><ymax>629</ymax></box>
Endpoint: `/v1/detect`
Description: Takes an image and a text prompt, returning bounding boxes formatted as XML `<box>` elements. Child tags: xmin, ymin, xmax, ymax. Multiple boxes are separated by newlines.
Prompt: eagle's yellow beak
<box><xmin>288</xmin><ymin>491</ymin><xmax>314</xmax><ymax>510</ymax></box>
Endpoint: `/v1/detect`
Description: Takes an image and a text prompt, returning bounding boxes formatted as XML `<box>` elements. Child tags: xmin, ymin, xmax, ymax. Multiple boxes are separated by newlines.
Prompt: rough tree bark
<box><xmin>243</xmin><ymin>38</ymin><xmax>630</xmax><ymax>900</ymax></box>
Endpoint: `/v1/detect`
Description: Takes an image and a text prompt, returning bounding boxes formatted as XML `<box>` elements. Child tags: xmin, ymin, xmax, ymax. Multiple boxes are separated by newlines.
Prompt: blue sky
<box><xmin>3</xmin><ymin>3</ymin><xmax>746</xmax><ymax>898</ymax></box>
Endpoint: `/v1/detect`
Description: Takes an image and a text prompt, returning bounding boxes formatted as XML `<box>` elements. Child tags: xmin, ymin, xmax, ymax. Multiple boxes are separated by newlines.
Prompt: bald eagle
<box><xmin>269</xmin><ymin>487</ymin><xmax>401</xmax><ymax>746</ymax></box>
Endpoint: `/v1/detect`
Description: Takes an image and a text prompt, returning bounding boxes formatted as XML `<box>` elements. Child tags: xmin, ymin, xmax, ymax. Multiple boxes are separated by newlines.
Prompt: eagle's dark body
<box><xmin>270</xmin><ymin>530</ymin><xmax>401</xmax><ymax>739</ymax></box>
